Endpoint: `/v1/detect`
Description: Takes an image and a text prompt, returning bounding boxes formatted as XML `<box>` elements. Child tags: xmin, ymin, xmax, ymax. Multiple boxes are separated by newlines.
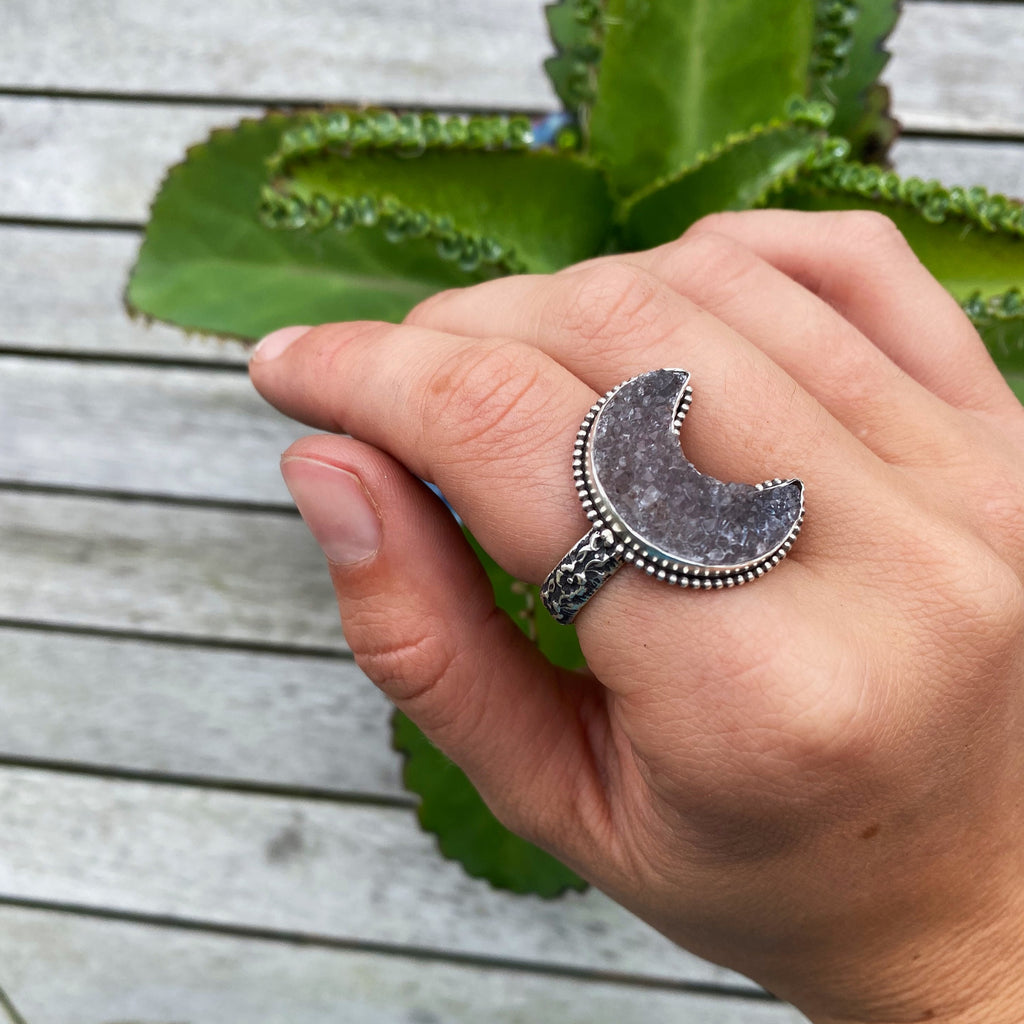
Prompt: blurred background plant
<box><xmin>127</xmin><ymin>0</ymin><xmax>1024</xmax><ymax>896</ymax></box>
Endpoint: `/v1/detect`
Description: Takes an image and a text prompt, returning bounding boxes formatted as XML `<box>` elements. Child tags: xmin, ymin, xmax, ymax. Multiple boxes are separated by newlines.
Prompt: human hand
<box><xmin>249</xmin><ymin>211</ymin><xmax>1024</xmax><ymax>1024</ymax></box>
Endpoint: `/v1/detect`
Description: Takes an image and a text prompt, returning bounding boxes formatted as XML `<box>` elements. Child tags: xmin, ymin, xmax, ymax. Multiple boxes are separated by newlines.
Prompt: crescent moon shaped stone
<box><xmin>585</xmin><ymin>368</ymin><xmax>804</xmax><ymax>576</ymax></box>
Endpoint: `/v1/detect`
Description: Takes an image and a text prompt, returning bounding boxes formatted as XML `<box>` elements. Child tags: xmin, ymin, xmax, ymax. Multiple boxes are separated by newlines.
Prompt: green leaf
<box><xmin>586</xmin><ymin>0</ymin><xmax>817</xmax><ymax>196</ymax></box>
<box><xmin>621</xmin><ymin>119</ymin><xmax>827</xmax><ymax>250</ymax></box>
<box><xmin>817</xmin><ymin>0</ymin><xmax>900</xmax><ymax>164</ymax></box>
<box><xmin>393</xmin><ymin>530</ymin><xmax>586</xmax><ymax>897</ymax></box>
<box><xmin>393</xmin><ymin>712</ymin><xmax>587</xmax><ymax>897</ymax></box>
<box><xmin>544</xmin><ymin>0</ymin><xmax>603</xmax><ymax>115</ymax></box>
<box><xmin>777</xmin><ymin>160</ymin><xmax>1024</xmax><ymax>370</ymax></box>
<box><xmin>127</xmin><ymin>115</ymin><xmax>523</xmax><ymax>340</ymax></box>
<box><xmin>1006</xmin><ymin>373</ymin><xmax>1024</xmax><ymax>406</ymax></box>
<box><xmin>963</xmin><ymin>291</ymin><xmax>1024</xmax><ymax>371</ymax></box>
<box><xmin>269</xmin><ymin>110</ymin><xmax>614</xmax><ymax>276</ymax></box>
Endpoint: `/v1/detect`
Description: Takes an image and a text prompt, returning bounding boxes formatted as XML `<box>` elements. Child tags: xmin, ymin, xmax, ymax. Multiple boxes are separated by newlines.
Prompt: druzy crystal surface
<box><xmin>590</xmin><ymin>370</ymin><xmax>802</xmax><ymax>568</ymax></box>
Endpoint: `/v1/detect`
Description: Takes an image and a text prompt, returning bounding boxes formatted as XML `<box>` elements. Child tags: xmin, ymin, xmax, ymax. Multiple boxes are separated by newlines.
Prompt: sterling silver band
<box><xmin>541</xmin><ymin>369</ymin><xmax>805</xmax><ymax>625</ymax></box>
<box><xmin>540</xmin><ymin>528</ymin><xmax>625</xmax><ymax>626</ymax></box>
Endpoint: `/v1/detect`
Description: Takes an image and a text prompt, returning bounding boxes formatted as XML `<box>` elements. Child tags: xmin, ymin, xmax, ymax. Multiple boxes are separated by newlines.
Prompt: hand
<box><xmin>249</xmin><ymin>211</ymin><xmax>1024</xmax><ymax>1024</ymax></box>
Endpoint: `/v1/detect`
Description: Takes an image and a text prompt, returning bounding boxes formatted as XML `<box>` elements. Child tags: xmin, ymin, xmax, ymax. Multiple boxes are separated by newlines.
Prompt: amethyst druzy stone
<box><xmin>590</xmin><ymin>369</ymin><xmax>803</xmax><ymax>569</ymax></box>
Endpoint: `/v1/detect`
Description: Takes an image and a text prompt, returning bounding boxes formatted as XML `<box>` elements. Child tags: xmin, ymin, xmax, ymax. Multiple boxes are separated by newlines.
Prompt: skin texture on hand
<box><xmin>250</xmin><ymin>211</ymin><xmax>1024</xmax><ymax>1024</ymax></box>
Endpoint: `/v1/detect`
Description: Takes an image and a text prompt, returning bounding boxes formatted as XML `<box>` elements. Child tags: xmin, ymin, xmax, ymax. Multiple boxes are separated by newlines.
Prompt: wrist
<box><xmin>796</xmin><ymin>894</ymin><xmax>1024</xmax><ymax>1024</ymax></box>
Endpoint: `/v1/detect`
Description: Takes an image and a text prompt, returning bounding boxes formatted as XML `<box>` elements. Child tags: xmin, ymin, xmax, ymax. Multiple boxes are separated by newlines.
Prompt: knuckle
<box><xmin>420</xmin><ymin>340</ymin><xmax>547</xmax><ymax>454</ymax></box>
<box><xmin>828</xmin><ymin>210</ymin><xmax>910</xmax><ymax>257</ymax></box>
<box><xmin>553</xmin><ymin>262</ymin><xmax>664</xmax><ymax>347</ymax></box>
<box><xmin>683</xmin><ymin>211</ymin><xmax>738</xmax><ymax>239</ymax></box>
<box><xmin>402</xmin><ymin>288</ymin><xmax>463</xmax><ymax>327</ymax></box>
<box><xmin>955</xmin><ymin>550</ymin><xmax>1024</xmax><ymax>658</ymax></box>
<box><xmin>978</xmin><ymin>465</ymin><xmax>1024</xmax><ymax>560</ymax></box>
<box><xmin>669</xmin><ymin>230</ymin><xmax>763</xmax><ymax>306</ymax></box>
<box><xmin>693</xmin><ymin>618</ymin><xmax>878</xmax><ymax>778</ymax></box>
<box><xmin>897</xmin><ymin>521</ymin><xmax>1024</xmax><ymax>682</ymax></box>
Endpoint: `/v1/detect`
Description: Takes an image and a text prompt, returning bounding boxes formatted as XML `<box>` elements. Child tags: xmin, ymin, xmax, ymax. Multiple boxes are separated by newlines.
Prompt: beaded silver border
<box><xmin>571</xmin><ymin>372</ymin><xmax>805</xmax><ymax>591</ymax></box>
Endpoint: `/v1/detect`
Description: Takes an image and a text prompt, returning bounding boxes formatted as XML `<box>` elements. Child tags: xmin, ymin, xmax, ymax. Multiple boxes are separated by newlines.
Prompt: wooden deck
<box><xmin>1</xmin><ymin>2</ymin><xmax>1022</xmax><ymax>1020</ymax></box>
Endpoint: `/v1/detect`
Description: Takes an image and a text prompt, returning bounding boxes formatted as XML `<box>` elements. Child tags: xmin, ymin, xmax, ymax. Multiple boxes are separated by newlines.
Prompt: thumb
<box><xmin>279</xmin><ymin>435</ymin><xmax>606</xmax><ymax>859</ymax></box>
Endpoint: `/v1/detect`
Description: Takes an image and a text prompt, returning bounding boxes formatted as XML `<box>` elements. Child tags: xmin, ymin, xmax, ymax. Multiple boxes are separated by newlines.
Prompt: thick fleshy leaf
<box><xmin>778</xmin><ymin>160</ymin><xmax>1024</xmax><ymax>369</ymax></box>
<box><xmin>543</xmin><ymin>0</ymin><xmax>602</xmax><ymax>115</ymax></box>
<box><xmin>392</xmin><ymin>532</ymin><xmax>586</xmax><ymax>897</ymax></box>
<box><xmin>586</xmin><ymin>0</ymin><xmax>818</xmax><ymax>195</ymax></box>
<box><xmin>817</xmin><ymin>0</ymin><xmax>900</xmax><ymax>164</ymax></box>
<box><xmin>268</xmin><ymin>110</ymin><xmax>613</xmax><ymax>276</ymax></box>
<box><xmin>128</xmin><ymin>115</ymin><xmax>481</xmax><ymax>338</ymax></box>
<box><xmin>621</xmin><ymin>120</ymin><xmax>827</xmax><ymax>250</ymax></box>
<box><xmin>127</xmin><ymin>115</ymin><xmax>548</xmax><ymax>340</ymax></box>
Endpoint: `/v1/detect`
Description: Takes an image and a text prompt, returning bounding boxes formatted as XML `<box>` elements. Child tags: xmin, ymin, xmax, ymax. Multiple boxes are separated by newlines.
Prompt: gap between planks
<box><xmin>0</xmin><ymin>766</ymin><xmax>752</xmax><ymax>989</ymax></box>
<box><xmin>0</xmin><ymin>896</ymin><xmax>777</xmax><ymax>1004</ymax></box>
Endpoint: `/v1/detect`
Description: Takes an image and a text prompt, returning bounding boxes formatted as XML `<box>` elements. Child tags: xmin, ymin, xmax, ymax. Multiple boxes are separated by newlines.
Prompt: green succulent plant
<box><xmin>128</xmin><ymin>0</ymin><xmax>1024</xmax><ymax>896</ymax></box>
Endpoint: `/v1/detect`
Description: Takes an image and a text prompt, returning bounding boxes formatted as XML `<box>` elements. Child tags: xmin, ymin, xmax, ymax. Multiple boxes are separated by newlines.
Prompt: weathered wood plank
<box><xmin>0</xmin><ymin>766</ymin><xmax>754</xmax><ymax>989</ymax></box>
<box><xmin>0</xmin><ymin>96</ymin><xmax>254</xmax><ymax>224</ymax></box>
<box><xmin>0</xmin><ymin>626</ymin><xmax>402</xmax><ymax>795</ymax></box>
<box><xmin>891</xmin><ymin>136</ymin><xmax>1024</xmax><ymax>199</ymax></box>
<box><xmin>1</xmin><ymin>3</ymin><xmax>1021</xmax><ymax>135</ymax></box>
<box><xmin>887</xmin><ymin>2</ymin><xmax>1024</xmax><ymax>137</ymax></box>
<box><xmin>0</xmin><ymin>490</ymin><xmax>345</xmax><ymax>650</ymax></box>
<box><xmin>0</xmin><ymin>905</ymin><xmax>805</xmax><ymax>1023</ymax></box>
<box><xmin>1</xmin><ymin>0</ymin><xmax>556</xmax><ymax>110</ymax></box>
<box><xmin>0</xmin><ymin>356</ymin><xmax>300</xmax><ymax>503</ymax></box>
<box><xmin>0</xmin><ymin>226</ymin><xmax>248</xmax><ymax>360</ymax></box>
<box><xmin>1</xmin><ymin>98</ymin><xmax>1020</xmax><ymax>228</ymax></box>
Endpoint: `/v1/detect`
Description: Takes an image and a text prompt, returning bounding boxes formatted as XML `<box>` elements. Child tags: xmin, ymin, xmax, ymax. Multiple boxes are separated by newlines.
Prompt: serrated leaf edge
<box><xmin>813</xmin><ymin>0</ymin><xmax>902</xmax><ymax>165</ymax></box>
<box><xmin>962</xmin><ymin>288</ymin><xmax>1024</xmax><ymax>366</ymax></box>
<box><xmin>390</xmin><ymin>710</ymin><xmax>588</xmax><ymax>897</ymax></box>
<box><xmin>787</xmin><ymin>156</ymin><xmax>1024</xmax><ymax>357</ymax></box>
<box><xmin>261</xmin><ymin>181</ymin><xmax>530</xmax><ymax>276</ymax></box>
<box><xmin>799</xmin><ymin>157</ymin><xmax>1024</xmax><ymax>238</ymax></box>
<box><xmin>124</xmin><ymin>113</ymin><xmax>304</xmax><ymax>341</ymax></box>
<box><xmin>619</xmin><ymin>110</ymin><xmax>832</xmax><ymax>221</ymax></box>
<box><xmin>268</xmin><ymin>108</ymin><xmax>537</xmax><ymax>176</ymax></box>
<box><xmin>810</xmin><ymin>0</ymin><xmax>860</xmax><ymax>86</ymax></box>
<box><xmin>266</xmin><ymin>127</ymin><xmax>610</xmax><ymax>275</ymax></box>
<box><xmin>542</xmin><ymin>0</ymin><xmax>605</xmax><ymax>121</ymax></box>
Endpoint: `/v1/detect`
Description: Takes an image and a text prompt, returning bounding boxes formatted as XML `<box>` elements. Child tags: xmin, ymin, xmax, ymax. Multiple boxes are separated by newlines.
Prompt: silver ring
<box><xmin>541</xmin><ymin>369</ymin><xmax>805</xmax><ymax>625</ymax></box>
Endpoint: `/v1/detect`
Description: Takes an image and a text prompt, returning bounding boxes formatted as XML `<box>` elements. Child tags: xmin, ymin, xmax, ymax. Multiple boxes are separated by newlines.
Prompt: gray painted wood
<box><xmin>0</xmin><ymin>626</ymin><xmax>402</xmax><ymax>795</ymax></box>
<box><xmin>892</xmin><ymin>137</ymin><xmax>1024</xmax><ymax>200</ymax></box>
<box><xmin>0</xmin><ymin>766</ymin><xmax>753</xmax><ymax>990</ymax></box>
<box><xmin>0</xmin><ymin>96</ymin><xmax>254</xmax><ymax>223</ymax></box>
<box><xmin>887</xmin><ymin>1</ymin><xmax>1024</xmax><ymax>136</ymax></box>
<box><xmin>0</xmin><ymin>906</ymin><xmax>806</xmax><ymax>1024</ymax></box>
<box><xmin>0</xmin><ymin>226</ymin><xmax>249</xmax><ymax>361</ymax></box>
<box><xmin>0</xmin><ymin>356</ymin><xmax>302</xmax><ymax>503</ymax></box>
<box><xmin>2</xmin><ymin>0</ymin><xmax>556</xmax><ymax>109</ymax></box>
<box><xmin>0</xmin><ymin>490</ymin><xmax>345</xmax><ymax>650</ymax></box>
<box><xmin>1</xmin><ymin>3</ymin><xmax>1021</xmax><ymax>135</ymax></box>
<box><xmin>2</xmin><ymin>98</ymin><xmax>1023</xmax><ymax>228</ymax></box>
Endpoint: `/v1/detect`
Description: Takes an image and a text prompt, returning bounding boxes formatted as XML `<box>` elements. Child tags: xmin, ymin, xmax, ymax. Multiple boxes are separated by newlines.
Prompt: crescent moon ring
<box><xmin>540</xmin><ymin>368</ymin><xmax>806</xmax><ymax>625</ymax></box>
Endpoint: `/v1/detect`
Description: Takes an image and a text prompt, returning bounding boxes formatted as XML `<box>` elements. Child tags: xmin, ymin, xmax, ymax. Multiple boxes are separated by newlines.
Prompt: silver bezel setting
<box><xmin>571</xmin><ymin>375</ymin><xmax>806</xmax><ymax>590</ymax></box>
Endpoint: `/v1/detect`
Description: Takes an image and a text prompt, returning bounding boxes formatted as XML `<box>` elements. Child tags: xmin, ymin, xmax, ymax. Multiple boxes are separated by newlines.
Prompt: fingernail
<box><xmin>251</xmin><ymin>325</ymin><xmax>312</xmax><ymax>363</ymax></box>
<box><xmin>280</xmin><ymin>457</ymin><xmax>382</xmax><ymax>565</ymax></box>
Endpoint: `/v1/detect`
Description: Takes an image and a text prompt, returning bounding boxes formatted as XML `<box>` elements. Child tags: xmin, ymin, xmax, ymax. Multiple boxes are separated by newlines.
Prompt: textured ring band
<box><xmin>540</xmin><ymin>368</ymin><xmax>805</xmax><ymax>625</ymax></box>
